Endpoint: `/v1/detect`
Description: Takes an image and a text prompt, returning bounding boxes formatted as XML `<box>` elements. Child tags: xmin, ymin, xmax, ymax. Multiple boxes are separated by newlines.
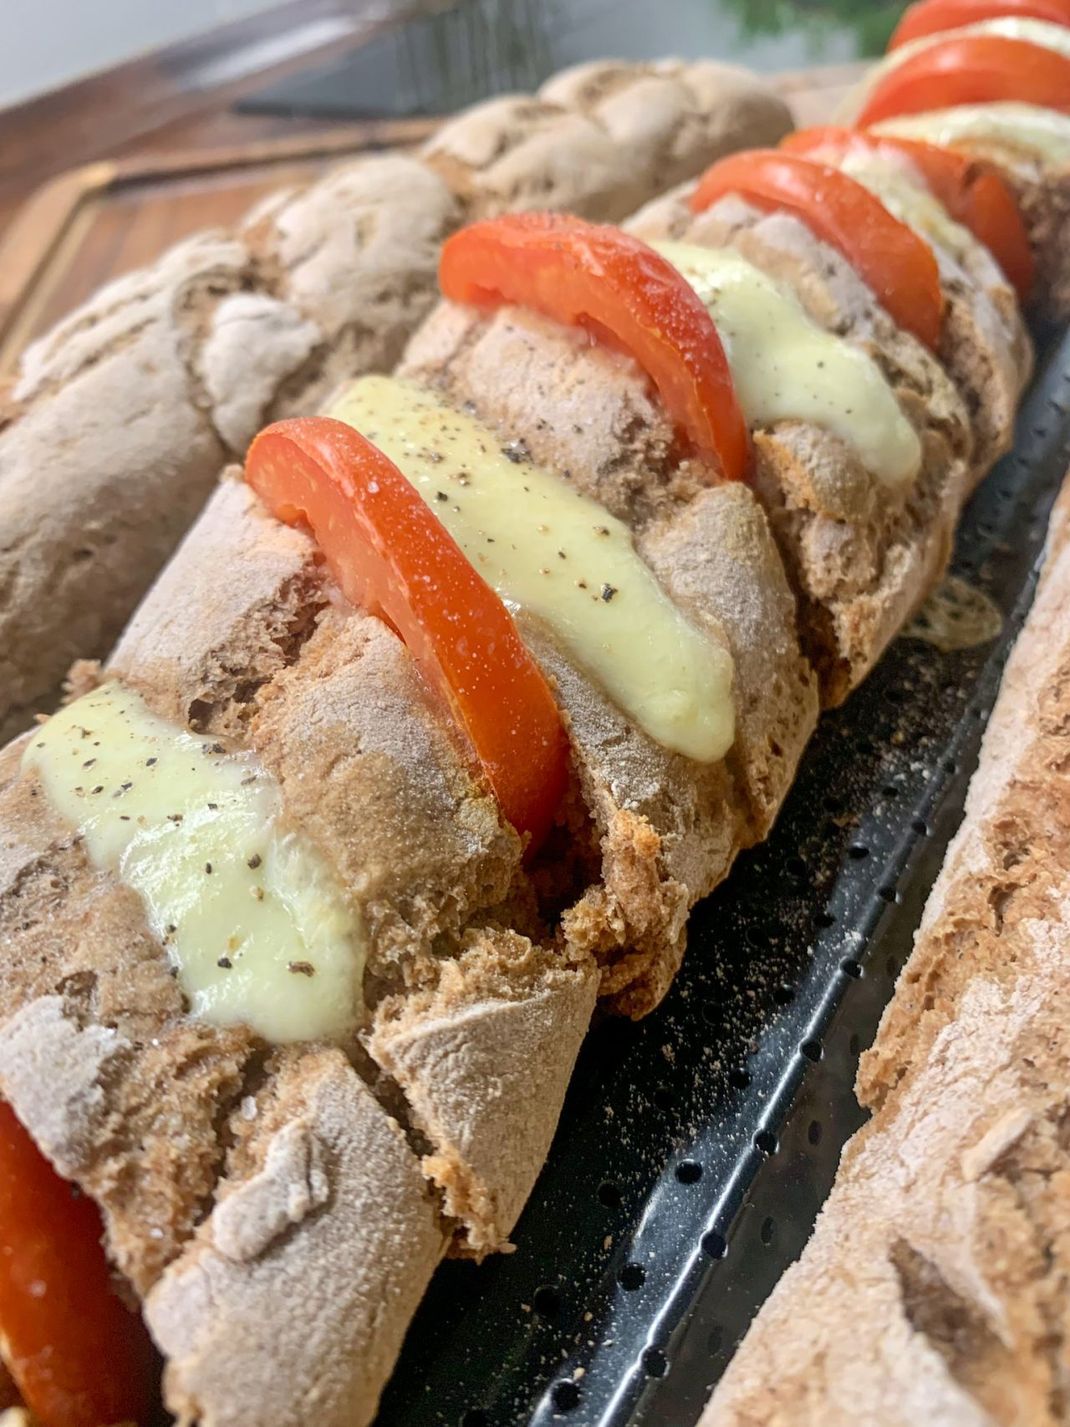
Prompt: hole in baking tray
<box><xmin>707</xmin><ymin>1325</ymin><xmax>724</xmax><ymax>1355</ymax></box>
<box><xmin>701</xmin><ymin>1001</ymin><xmax>721</xmax><ymax>1026</ymax></box>
<box><xmin>702</xmin><ymin>1229</ymin><xmax>728</xmax><ymax>1260</ymax></box>
<box><xmin>618</xmin><ymin>1263</ymin><xmax>646</xmax><ymax>1291</ymax></box>
<box><xmin>551</xmin><ymin>1380</ymin><xmax>580</xmax><ymax>1412</ymax></box>
<box><xmin>773</xmin><ymin>983</ymin><xmax>794</xmax><ymax>1006</ymax></box>
<box><xmin>847</xmin><ymin>843</ymin><xmax>869</xmax><ymax>860</ymax></box>
<box><xmin>675</xmin><ymin>1160</ymin><xmax>703</xmax><ymax>1185</ymax></box>
<box><xmin>878</xmin><ymin>885</ymin><xmax>900</xmax><ymax>904</ymax></box>
<box><xmin>652</xmin><ymin>1085</ymin><xmax>674</xmax><ymax>1112</ymax></box>
<box><xmin>461</xmin><ymin>1411</ymin><xmax>489</xmax><ymax>1427</ymax></box>
<box><xmin>823</xmin><ymin>793</ymin><xmax>842</xmax><ymax>813</ymax></box>
<box><xmin>534</xmin><ymin>1285</ymin><xmax>561</xmax><ymax>1317</ymax></box>
<box><xmin>728</xmin><ymin>1066</ymin><xmax>751</xmax><ymax>1090</ymax></box>
<box><xmin>816</xmin><ymin>910</ymin><xmax>836</xmax><ymax>929</ymax></box>
<box><xmin>741</xmin><ymin>924</ymin><xmax>766</xmax><ymax>952</ymax></box>
<box><xmin>807</xmin><ymin>1118</ymin><xmax>823</xmax><ymax>1146</ymax></box>
<box><xmin>642</xmin><ymin>1348</ymin><xmax>668</xmax><ymax>1378</ymax></box>
<box><xmin>856</xmin><ymin>735</ymin><xmax>874</xmax><ymax>755</ymax></box>
<box><xmin>943</xmin><ymin>758</ymin><xmax>957</xmax><ymax>775</ymax></box>
<box><xmin>785</xmin><ymin>855</ymin><xmax>808</xmax><ymax>879</ymax></box>
<box><xmin>882</xmin><ymin>783</ymin><xmax>899</xmax><ymax>798</ymax></box>
<box><xmin>754</xmin><ymin>1130</ymin><xmax>778</xmax><ymax>1155</ymax></box>
<box><xmin>840</xmin><ymin>958</ymin><xmax>863</xmax><ymax>979</ymax></box>
<box><xmin>800</xmin><ymin>1038</ymin><xmax>822</xmax><ymax>1063</ymax></box>
<box><xmin>911</xmin><ymin>818</ymin><xmax>928</xmax><ymax>836</ymax></box>
<box><xmin>848</xmin><ymin>1032</ymin><xmax>861</xmax><ymax>1056</ymax></box>
<box><xmin>598</xmin><ymin>1181</ymin><xmax>622</xmax><ymax>1209</ymax></box>
<box><xmin>760</xmin><ymin>1216</ymin><xmax>776</xmax><ymax>1247</ymax></box>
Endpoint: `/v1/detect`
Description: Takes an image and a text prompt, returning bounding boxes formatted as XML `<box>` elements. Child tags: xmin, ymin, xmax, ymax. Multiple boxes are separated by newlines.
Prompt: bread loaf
<box><xmin>700</xmin><ymin>473</ymin><xmax>1070</xmax><ymax>1427</ymax></box>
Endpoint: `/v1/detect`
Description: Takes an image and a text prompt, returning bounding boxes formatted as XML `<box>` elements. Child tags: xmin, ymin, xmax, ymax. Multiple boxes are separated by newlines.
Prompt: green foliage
<box><xmin>724</xmin><ymin>0</ymin><xmax>909</xmax><ymax>58</ymax></box>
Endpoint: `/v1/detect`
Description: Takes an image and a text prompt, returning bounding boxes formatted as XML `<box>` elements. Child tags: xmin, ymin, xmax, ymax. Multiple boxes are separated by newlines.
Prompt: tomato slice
<box><xmin>438</xmin><ymin>212</ymin><xmax>749</xmax><ymax>482</ymax></box>
<box><xmin>246</xmin><ymin>417</ymin><xmax>569</xmax><ymax>852</ymax></box>
<box><xmin>689</xmin><ymin>149</ymin><xmax>944</xmax><ymax>350</ymax></box>
<box><xmin>889</xmin><ymin>0</ymin><xmax>1070</xmax><ymax>49</ymax></box>
<box><xmin>856</xmin><ymin>33</ymin><xmax>1070</xmax><ymax>125</ymax></box>
<box><xmin>783</xmin><ymin>125</ymin><xmax>1035</xmax><ymax>300</ymax></box>
<box><xmin>0</xmin><ymin>1102</ymin><xmax>158</xmax><ymax>1427</ymax></box>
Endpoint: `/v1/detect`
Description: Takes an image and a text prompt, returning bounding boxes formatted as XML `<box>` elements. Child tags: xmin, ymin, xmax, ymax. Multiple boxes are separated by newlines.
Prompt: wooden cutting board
<box><xmin>0</xmin><ymin>61</ymin><xmax>861</xmax><ymax>376</ymax></box>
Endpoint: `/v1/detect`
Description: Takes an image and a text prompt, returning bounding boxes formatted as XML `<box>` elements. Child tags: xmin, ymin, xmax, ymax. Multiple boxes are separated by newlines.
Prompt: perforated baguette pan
<box><xmin>373</xmin><ymin>322</ymin><xmax>1070</xmax><ymax>1427</ymax></box>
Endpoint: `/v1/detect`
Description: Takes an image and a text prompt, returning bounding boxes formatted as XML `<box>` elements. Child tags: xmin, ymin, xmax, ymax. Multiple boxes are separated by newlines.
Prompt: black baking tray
<box><xmin>373</xmin><ymin>321</ymin><xmax>1070</xmax><ymax>1427</ymax></box>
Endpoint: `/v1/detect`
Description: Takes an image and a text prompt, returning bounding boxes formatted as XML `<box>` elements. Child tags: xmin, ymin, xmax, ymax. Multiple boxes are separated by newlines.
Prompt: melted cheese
<box><xmin>328</xmin><ymin>376</ymin><xmax>735</xmax><ymax>763</ymax></box>
<box><xmin>24</xmin><ymin>683</ymin><xmax>364</xmax><ymax>1044</ymax></box>
<box><xmin>650</xmin><ymin>241</ymin><xmax>922</xmax><ymax>488</ymax></box>
<box><xmin>875</xmin><ymin>104</ymin><xmax>1070</xmax><ymax>169</ymax></box>
<box><xmin>832</xmin><ymin>150</ymin><xmax>974</xmax><ymax>261</ymax></box>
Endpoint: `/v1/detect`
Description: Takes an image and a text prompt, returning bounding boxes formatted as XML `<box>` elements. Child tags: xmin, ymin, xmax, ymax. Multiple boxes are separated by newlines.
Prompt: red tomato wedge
<box><xmin>689</xmin><ymin>150</ymin><xmax>944</xmax><ymax>350</ymax></box>
<box><xmin>246</xmin><ymin>417</ymin><xmax>569</xmax><ymax>852</ymax></box>
<box><xmin>438</xmin><ymin>212</ymin><xmax>749</xmax><ymax>482</ymax></box>
<box><xmin>0</xmin><ymin>1101</ymin><xmax>159</xmax><ymax>1427</ymax></box>
<box><xmin>856</xmin><ymin>34</ymin><xmax>1070</xmax><ymax>125</ymax></box>
<box><xmin>783</xmin><ymin>126</ymin><xmax>1035</xmax><ymax>300</ymax></box>
<box><xmin>890</xmin><ymin>0</ymin><xmax>1070</xmax><ymax>49</ymax></box>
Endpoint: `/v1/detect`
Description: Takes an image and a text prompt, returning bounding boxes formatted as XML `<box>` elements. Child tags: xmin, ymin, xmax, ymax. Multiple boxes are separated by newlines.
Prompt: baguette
<box><xmin>0</xmin><ymin>58</ymin><xmax>791</xmax><ymax>747</ymax></box>
<box><xmin>698</xmin><ymin>472</ymin><xmax>1070</xmax><ymax>1427</ymax></box>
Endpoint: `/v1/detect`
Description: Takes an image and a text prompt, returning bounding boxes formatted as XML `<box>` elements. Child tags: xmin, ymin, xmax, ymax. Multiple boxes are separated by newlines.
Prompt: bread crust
<box><xmin>700</xmin><ymin>473</ymin><xmax>1070</xmax><ymax>1427</ymax></box>
<box><xmin>145</xmin><ymin>1048</ymin><xmax>447</xmax><ymax>1427</ymax></box>
<box><xmin>0</xmin><ymin>60</ymin><xmax>790</xmax><ymax>745</ymax></box>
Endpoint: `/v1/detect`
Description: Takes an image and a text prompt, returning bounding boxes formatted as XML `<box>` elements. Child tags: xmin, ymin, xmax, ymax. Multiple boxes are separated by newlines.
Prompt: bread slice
<box><xmin>699</xmin><ymin>473</ymin><xmax>1070</xmax><ymax>1427</ymax></box>
<box><xmin>1006</xmin><ymin>155</ymin><xmax>1070</xmax><ymax>322</ymax></box>
<box><xmin>864</xmin><ymin>119</ymin><xmax>1070</xmax><ymax>325</ymax></box>
<box><xmin>397</xmin><ymin>306</ymin><xmax>820</xmax><ymax>1011</ymax></box>
<box><xmin>0</xmin><ymin>59</ymin><xmax>791</xmax><ymax>747</ymax></box>
<box><xmin>627</xmin><ymin>191</ymin><xmax>996</xmax><ymax>699</ymax></box>
<box><xmin>630</xmin><ymin>178</ymin><xmax>1030</xmax><ymax>486</ymax></box>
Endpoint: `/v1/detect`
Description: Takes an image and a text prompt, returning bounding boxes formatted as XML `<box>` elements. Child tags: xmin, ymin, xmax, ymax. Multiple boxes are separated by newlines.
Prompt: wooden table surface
<box><xmin>0</xmin><ymin>0</ymin><xmax>862</xmax><ymax>364</ymax></box>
